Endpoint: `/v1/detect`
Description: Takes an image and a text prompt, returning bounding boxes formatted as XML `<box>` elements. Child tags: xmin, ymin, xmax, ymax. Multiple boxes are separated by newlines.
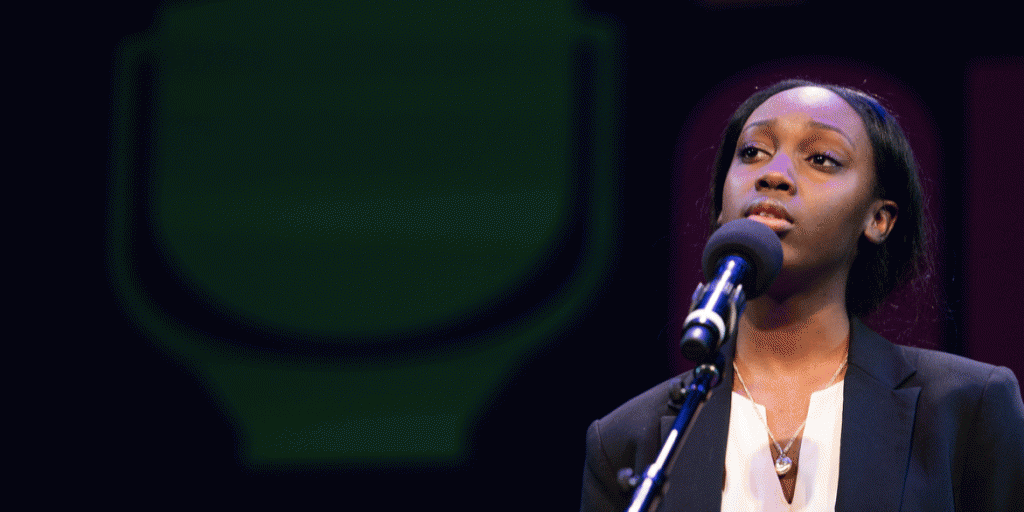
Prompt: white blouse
<box><xmin>721</xmin><ymin>381</ymin><xmax>845</xmax><ymax>511</ymax></box>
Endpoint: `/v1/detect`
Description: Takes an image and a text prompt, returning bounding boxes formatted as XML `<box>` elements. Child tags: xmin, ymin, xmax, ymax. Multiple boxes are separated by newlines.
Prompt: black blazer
<box><xmin>581</xmin><ymin>319</ymin><xmax>1024</xmax><ymax>511</ymax></box>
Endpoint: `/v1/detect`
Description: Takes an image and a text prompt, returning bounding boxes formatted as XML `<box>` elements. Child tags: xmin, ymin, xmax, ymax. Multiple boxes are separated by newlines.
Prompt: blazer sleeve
<box><xmin>581</xmin><ymin>419</ymin><xmax>627</xmax><ymax>512</ymax></box>
<box><xmin>958</xmin><ymin>366</ymin><xmax>1024</xmax><ymax>512</ymax></box>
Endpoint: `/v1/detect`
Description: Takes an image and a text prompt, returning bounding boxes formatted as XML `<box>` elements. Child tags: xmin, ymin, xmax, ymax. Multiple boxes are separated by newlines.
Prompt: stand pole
<box><xmin>623</xmin><ymin>362</ymin><xmax>722</xmax><ymax>512</ymax></box>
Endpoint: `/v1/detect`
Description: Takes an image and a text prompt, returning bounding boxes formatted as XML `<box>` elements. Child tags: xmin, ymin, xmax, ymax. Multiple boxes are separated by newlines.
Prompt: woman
<box><xmin>580</xmin><ymin>80</ymin><xmax>1024</xmax><ymax>511</ymax></box>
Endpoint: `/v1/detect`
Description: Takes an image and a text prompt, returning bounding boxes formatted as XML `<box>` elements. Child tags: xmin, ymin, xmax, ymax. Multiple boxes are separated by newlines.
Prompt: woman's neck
<box><xmin>734</xmin><ymin>284</ymin><xmax>851</xmax><ymax>377</ymax></box>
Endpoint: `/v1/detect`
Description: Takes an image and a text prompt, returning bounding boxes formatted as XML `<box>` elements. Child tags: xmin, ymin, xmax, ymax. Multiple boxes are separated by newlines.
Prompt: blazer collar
<box><xmin>657</xmin><ymin>318</ymin><xmax>920</xmax><ymax>511</ymax></box>
<box><xmin>846</xmin><ymin>317</ymin><xmax>917</xmax><ymax>389</ymax></box>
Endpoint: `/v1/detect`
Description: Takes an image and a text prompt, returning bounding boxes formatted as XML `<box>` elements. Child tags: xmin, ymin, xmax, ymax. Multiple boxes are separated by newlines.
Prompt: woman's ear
<box><xmin>864</xmin><ymin>199</ymin><xmax>898</xmax><ymax>244</ymax></box>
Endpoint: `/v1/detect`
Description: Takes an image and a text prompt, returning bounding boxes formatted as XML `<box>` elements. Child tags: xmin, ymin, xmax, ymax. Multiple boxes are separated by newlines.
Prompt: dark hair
<box><xmin>709</xmin><ymin>79</ymin><xmax>928</xmax><ymax>317</ymax></box>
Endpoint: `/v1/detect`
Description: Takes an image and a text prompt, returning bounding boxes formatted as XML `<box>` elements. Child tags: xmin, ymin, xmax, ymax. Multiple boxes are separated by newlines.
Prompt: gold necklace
<box><xmin>732</xmin><ymin>354</ymin><xmax>848</xmax><ymax>476</ymax></box>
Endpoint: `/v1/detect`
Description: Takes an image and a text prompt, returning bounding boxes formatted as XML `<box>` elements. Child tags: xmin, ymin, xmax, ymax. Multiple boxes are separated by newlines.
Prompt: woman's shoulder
<box><xmin>853</xmin><ymin>318</ymin><xmax>1020</xmax><ymax>396</ymax></box>
<box><xmin>588</xmin><ymin>371</ymin><xmax>706</xmax><ymax>461</ymax></box>
<box><xmin>897</xmin><ymin>344</ymin><xmax>1020</xmax><ymax>391</ymax></box>
<box><xmin>592</xmin><ymin>374</ymin><xmax>683</xmax><ymax>436</ymax></box>
<box><xmin>892</xmin><ymin>344</ymin><xmax>1024</xmax><ymax>427</ymax></box>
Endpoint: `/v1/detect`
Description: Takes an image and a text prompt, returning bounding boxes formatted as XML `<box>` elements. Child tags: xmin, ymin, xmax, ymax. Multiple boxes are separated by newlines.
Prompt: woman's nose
<box><xmin>755</xmin><ymin>154</ymin><xmax>796</xmax><ymax>194</ymax></box>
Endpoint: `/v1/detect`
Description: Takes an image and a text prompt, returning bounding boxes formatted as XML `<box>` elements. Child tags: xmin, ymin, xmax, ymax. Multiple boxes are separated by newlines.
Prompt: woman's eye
<box><xmin>738</xmin><ymin>146</ymin><xmax>765</xmax><ymax>160</ymax></box>
<box><xmin>809</xmin><ymin>154</ymin><xmax>840</xmax><ymax>167</ymax></box>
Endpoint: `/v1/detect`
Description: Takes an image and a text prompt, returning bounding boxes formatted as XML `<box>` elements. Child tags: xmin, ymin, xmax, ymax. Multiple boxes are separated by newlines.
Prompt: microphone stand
<box><xmin>618</xmin><ymin>281</ymin><xmax>744</xmax><ymax>512</ymax></box>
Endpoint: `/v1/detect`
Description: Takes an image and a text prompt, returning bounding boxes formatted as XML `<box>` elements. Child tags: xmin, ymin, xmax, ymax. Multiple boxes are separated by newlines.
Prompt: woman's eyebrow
<box><xmin>744</xmin><ymin>119</ymin><xmax>854</xmax><ymax>147</ymax></box>
<box><xmin>807</xmin><ymin>120</ymin><xmax>854</xmax><ymax>146</ymax></box>
<box><xmin>741</xmin><ymin>120</ymin><xmax>777</xmax><ymax>143</ymax></box>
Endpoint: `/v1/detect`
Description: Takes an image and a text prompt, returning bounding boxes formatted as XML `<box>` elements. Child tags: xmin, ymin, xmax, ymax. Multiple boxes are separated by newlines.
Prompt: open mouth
<box><xmin>743</xmin><ymin>198</ymin><xmax>793</xmax><ymax>232</ymax></box>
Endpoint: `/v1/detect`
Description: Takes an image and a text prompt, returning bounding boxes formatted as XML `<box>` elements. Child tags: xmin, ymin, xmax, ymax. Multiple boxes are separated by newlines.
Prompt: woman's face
<box><xmin>718</xmin><ymin>86</ymin><xmax>894</xmax><ymax>289</ymax></box>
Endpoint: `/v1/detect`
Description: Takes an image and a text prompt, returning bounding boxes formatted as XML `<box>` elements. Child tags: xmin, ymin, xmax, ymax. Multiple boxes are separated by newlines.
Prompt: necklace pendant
<box><xmin>774</xmin><ymin>455</ymin><xmax>793</xmax><ymax>476</ymax></box>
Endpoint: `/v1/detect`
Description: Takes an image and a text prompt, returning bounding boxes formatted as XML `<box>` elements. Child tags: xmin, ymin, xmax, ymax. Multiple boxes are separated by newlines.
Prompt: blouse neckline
<box><xmin>721</xmin><ymin>380</ymin><xmax>845</xmax><ymax>511</ymax></box>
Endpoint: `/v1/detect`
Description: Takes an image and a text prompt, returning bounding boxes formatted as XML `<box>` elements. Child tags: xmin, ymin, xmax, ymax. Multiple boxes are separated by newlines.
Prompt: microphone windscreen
<box><xmin>701</xmin><ymin>219</ymin><xmax>783</xmax><ymax>299</ymax></box>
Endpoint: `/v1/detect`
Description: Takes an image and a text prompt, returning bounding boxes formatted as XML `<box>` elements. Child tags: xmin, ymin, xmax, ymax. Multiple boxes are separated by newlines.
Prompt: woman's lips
<box><xmin>743</xmin><ymin>198</ymin><xmax>794</xmax><ymax>233</ymax></box>
<box><xmin>746</xmin><ymin>213</ymin><xmax>793</xmax><ymax>233</ymax></box>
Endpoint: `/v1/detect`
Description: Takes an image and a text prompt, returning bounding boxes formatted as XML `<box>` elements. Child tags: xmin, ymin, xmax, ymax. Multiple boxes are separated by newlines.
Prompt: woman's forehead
<box><xmin>743</xmin><ymin>86</ymin><xmax>868</xmax><ymax>143</ymax></box>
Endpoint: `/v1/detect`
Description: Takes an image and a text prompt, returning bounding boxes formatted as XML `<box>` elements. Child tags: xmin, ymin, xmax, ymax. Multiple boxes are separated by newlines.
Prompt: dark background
<box><xmin>50</xmin><ymin>0</ymin><xmax>1023</xmax><ymax>508</ymax></box>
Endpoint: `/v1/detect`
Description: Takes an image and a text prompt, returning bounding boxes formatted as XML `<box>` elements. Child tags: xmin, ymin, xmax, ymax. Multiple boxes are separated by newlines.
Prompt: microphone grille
<box><xmin>701</xmin><ymin>219</ymin><xmax>783</xmax><ymax>299</ymax></box>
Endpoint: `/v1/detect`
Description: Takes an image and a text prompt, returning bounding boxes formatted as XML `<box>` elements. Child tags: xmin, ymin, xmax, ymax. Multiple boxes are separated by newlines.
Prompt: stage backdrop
<box><xmin>90</xmin><ymin>0</ymin><xmax>1023</xmax><ymax>509</ymax></box>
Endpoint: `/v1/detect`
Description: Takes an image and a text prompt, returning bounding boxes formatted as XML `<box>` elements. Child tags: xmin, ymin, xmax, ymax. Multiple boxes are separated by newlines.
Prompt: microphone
<box><xmin>680</xmin><ymin>218</ymin><xmax>783</xmax><ymax>363</ymax></box>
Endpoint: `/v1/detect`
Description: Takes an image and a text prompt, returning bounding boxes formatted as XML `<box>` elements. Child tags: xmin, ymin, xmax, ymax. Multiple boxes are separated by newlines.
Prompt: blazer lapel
<box><xmin>656</xmin><ymin>342</ymin><xmax>736</xmax><ymax>511</ymax></box>
<box><xmin>835</xmin><ymin>319</ymin><xmax>920</xmax><ymax>512</ymax></box>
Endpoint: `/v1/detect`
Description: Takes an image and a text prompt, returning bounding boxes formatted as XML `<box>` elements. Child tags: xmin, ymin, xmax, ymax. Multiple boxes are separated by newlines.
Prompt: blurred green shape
<box><xmin>154</xmin><ymin>0</ymin><xmax>579</xmax><ymax>335</ymax></box>
<box><xmin>110</xmin><ymin>0</ymin><xmax>617</xmax><ymax>464</ymax></box>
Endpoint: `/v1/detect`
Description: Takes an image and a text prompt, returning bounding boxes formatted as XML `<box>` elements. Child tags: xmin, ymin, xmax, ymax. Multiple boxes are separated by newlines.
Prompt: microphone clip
<box><xmin>680</xmin><ymin>265</ymin><xmax>746</xmax><ymax>364</ymax></box>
